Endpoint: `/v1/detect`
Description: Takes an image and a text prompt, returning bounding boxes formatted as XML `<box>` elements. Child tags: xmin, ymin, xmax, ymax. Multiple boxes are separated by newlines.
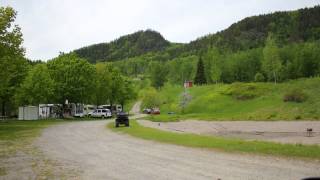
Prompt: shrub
<box><xmin>283</xmin><ymin>89</ymin><xmax>307</xmax><ymax>103</ymax></box>
<box><xmin>254</xmin><ymin>72</ymin><xmax>265</xmax><ymax>82</ymax></box>
<box><xmin>142</xmin><ymin>87</ymin><xmax>162</xmax><ymax>108</ymax></box>
<box><xmin>222</xmin><ymin>83</ymin><xmax>266</xmax><ymax>100</ymax></box>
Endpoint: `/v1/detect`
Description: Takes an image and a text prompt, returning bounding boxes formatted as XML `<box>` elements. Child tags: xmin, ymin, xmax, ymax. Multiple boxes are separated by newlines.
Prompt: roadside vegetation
<box><xmin>142</xmin><ymin>77</ymin><xmax>320</xmax><ymax>121</ymax></box>
<box><xmin>108</xmin><ymin>120</ymin><xmax>320</xmax><ymax>160</ymax></box>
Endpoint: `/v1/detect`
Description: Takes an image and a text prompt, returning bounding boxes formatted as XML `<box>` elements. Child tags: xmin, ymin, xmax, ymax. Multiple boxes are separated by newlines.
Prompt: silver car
<box><xmin>89</xmin><ymin>109</ymin><xmax>112</xmax><ymax>118</ymax></box>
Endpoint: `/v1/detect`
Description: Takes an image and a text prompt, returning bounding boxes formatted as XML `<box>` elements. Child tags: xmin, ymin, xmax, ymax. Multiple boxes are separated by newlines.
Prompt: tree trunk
<box><xmin>1</xmin><ymin>99</ymin><xmax>5</xmax><ymax>116</ymax></box>
<box><xmin>60</xmin><ymin>101</ymin><xmax>65</xmax><ymax>119</ymax></box>
<box><xmin>273</xmin><ymin>71</ymin><xmax>277</xmax><ymax>84</ymax></box>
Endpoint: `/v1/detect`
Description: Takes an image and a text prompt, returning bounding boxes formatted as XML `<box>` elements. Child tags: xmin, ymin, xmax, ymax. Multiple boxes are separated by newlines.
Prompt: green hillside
<box><xmin>184</xmin><ymin>5</ymin><xmax>320</xmax><ymax>55</ymax></box>
<box><xmin>73</xmin><ymin>6</ymin><xmax>320</xmax><ymax>64</ymax></box>
<box><xmin>98</xmin><ymin>6</ymin><xmax>320</xmax><ymax>87</ymax></box>
<box><xmin>144</xmin><ymin>77</ymin><xmax>320</xmax><ymax>121</ymax></box>
<box><xmin>74</xmin><ymin>29</ymin><xmax>173</xmax><ymax>63</ymax></box>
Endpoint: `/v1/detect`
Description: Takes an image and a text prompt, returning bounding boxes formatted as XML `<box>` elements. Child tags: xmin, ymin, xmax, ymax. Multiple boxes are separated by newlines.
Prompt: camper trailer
<box><xmin>39</xmin><ymin>104</ymin><xmax>61</xmax><ymax>119</ymax></box>
<box><xmin>98</xmin><ymin>104</ymin><xmax>122</xmax><ymax>113</ymax></box>
<box><xmin>72</xmin><ymin>103</ymin><xmax>84</xmax><ymax>117</ymax></box>
<box><xmin>84</xmin><ymin>105</ymin><xmax>95</xmax><ymax>116</ymax></box>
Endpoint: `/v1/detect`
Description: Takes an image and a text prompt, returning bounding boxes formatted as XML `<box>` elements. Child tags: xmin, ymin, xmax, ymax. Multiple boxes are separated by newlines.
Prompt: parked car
<box><xmin>143</xmin><ymin>108</ymin><xmax>152</xmax><ymax>114</ymax></box>
<box><xmin>151</xmin><ymin>108</ymin><xmax>160</xmax><ymax>115</ymax></box>
<box><xmin>89</xmin><ymin>108</ymin><xmax>112</xmax><ymax>118</ymax></box>
<box><xmin>115</xmin><ymin>112</ymin><xmax>129</xmax><ymax>127</ymax></box>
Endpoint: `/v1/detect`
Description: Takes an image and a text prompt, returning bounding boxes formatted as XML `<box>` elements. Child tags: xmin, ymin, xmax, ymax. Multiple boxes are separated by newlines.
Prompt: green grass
<box><xmin>108</xmin><ymin>120</ymin><xmax>320</xmax><ymax>160</ymax></box>
<box><xmin>146</xmin><ymin>77</ymin><xmax>320</xmax><ymax>121</ymax></box>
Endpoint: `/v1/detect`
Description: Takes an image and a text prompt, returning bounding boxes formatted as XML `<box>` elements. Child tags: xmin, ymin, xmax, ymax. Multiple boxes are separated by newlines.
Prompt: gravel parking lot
<box><xmin>138</xmin><ymin>120</ymin><xmax>320</xmax><ymax>145</ymax></box>
<box><xmin>33</xmin><ymin>120</ymin><xmax>320</xmax><ymax>180</ymax></box>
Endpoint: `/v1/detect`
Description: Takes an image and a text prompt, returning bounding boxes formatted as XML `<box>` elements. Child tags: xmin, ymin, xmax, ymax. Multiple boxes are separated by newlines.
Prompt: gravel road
<box><xmin>35</xmin><ymin>120</ymin><xmax>320</xmax><ymax>180</ymax></box>
<box><xmin>138</xmin><ymin>120</ymin><xmax>320</xmax><ymax>145</ymax></box>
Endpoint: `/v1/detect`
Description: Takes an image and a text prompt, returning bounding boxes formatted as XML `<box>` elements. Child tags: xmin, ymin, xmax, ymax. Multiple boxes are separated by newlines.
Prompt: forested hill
<box><xmin>74</xmin><ymin>5</ymin><xmax>320</xmax><ymax>63</ymax></box>
<box><xmin>184</xmin><ymin>5</ymin><xmax>320</xmax><ymax>54</ymax></box>
<box><xmin>74</xmin><ymin>30</ymin><xmax>172</xmax><ymax>63</ymax></box>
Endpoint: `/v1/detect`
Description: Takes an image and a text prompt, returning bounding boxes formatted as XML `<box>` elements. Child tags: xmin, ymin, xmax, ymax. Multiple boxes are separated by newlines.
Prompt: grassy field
<box><xmin>145</xmin><ymin>77</ymin><xmax>320</xmax><ymax>122</ymax></box>
<box><xmin>108</xmin><ymin>120</ymin><xmax>320</xmax><ymax>160</ymax></box>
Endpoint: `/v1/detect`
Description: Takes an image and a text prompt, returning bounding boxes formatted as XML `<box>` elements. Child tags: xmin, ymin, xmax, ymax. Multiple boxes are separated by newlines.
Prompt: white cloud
<box><xmin>1</xmin><ymin>0</ymin><xmax>320</xmax><ymax>60</ymax></box>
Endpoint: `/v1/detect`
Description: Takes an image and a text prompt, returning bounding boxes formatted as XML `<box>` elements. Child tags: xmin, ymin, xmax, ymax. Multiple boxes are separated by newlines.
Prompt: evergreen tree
<box><xmin>194</xmin><ymin>56</ymin><xmax>207</xmax><ymax>85</ymax></box>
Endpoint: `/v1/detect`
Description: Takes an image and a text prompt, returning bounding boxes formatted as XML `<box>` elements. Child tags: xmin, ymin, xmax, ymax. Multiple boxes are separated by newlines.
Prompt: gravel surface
<box><xmin>138</xmin><ymin>120</ymin><xmax>320</xmax><ymax>145</ymax></box>
<box><xmin>35</xmin><ymin>120</ymin><xmax>320</xmax><ymax>180</ymax></box>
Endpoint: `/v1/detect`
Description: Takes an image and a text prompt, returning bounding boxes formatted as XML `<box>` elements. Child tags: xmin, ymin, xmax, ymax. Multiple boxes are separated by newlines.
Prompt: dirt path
<box><xmin>35</xmin><ymin>120</ymin><xmax>320</xmax><ymax>180</ymax></box>
<box><xmin>138</xmin><ymin>120</ymin><xmax>320</xmax><ymax>145</ymax></box>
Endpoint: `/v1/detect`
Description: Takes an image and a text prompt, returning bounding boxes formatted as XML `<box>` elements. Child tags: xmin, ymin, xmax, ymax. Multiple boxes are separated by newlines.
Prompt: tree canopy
<box><xmin>0</xmin><ymin>6</ymin><xmax>28</xmax><ymax>116</ymax></box>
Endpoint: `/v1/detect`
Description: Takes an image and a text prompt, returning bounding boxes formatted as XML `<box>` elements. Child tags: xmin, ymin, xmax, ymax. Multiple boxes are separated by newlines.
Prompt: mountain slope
<box><xmin>184</xmin><ymin>5</ymin><xmax>320</xmax><ymax>54</ymax></box>
<box><xmin>73</xmin><ymin>5</ymin><xmax>320</xmax><ymax>63</ymax></box>
<box><xmin>74</xmin><ymin>30</ymin><xmax>172</xmax><ymax>63</ymax></box>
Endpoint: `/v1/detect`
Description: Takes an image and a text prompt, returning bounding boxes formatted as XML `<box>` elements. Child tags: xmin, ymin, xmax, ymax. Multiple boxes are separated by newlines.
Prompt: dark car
<box><xmin>143</xmin><ymin>108</ymin><xmax>152</xmax><ymax>114</ymax></box>
<box><xmin>115</xmin><ymin>112</ymin><xmax>129</xmax><ymax>127</ymax></box>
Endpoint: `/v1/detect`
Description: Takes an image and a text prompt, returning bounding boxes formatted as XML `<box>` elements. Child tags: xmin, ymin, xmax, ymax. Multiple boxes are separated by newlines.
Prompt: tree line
<box><xmin>16</xmin><ymin>53</ymin><xmax>136</xmax><ymax>111</ymax></box>
<box><xmin>0</xmin><ymin>7</ymin><xmax>136</xmax><ymax>116</ymax></box>
<box><xmin>110</xmin><ymin>34</ymin><xmax>320</xmax><ymax>89</ymax></box>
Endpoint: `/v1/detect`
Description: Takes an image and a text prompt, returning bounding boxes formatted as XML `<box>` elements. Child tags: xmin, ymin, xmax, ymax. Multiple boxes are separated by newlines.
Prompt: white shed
<box><xmin>18</xmin><ymin>106</ymin><xmax>39</xmax><ymax>120</ymax></box>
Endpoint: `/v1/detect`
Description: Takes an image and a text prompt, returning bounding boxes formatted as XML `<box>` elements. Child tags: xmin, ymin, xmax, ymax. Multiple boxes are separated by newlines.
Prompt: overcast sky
<box><xmin>2</xmin><ymin>0</ymin><xmax>320</xmax><ymax>61</ymax></box>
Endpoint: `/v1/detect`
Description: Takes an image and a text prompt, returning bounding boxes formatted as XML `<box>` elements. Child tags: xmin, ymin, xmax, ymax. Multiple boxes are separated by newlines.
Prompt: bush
<box><xmin>283</xmin><ymin>89</ymin><xmax>307</xmax><ymax>103</ymax></box>
<box><xmin>222</xmin><ymin>83</ymin><xmax>266</xmax><ymax>100</ymax></box>
<box><xmin>254</xmin><ymin>72</ymin><xmax>265</xmax><ymax>82</ymax></box>
<box><xmin>141</xmin><ymin>87</ymin><xmax>162</xmax><ymax>108</ymax></box>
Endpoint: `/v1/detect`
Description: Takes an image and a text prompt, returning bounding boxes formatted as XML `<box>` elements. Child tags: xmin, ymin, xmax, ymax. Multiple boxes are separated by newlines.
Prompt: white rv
<box><xmin>98</xmin><ymin>104</ymin><xmax>122</xmax><ymax>112</ymax></box>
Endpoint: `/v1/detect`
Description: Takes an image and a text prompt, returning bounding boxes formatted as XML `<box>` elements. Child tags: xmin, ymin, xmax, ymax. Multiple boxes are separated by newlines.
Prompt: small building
<box><xmin>184</xmin><ymin>81</ymin><xmax>193</xmax><ymax>88</ymax></box>
<box><xmin>19</xmin><ymin>106</ymin><xmax>39</xmax><ymax>120</ymax></box>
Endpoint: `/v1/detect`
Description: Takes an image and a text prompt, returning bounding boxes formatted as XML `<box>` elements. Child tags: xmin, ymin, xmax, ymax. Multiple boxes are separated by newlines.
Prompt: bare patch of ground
<box><xmin>138</xmin><ymin>120</ymin><xmax>320</xmax><ymax>145</ymax></box>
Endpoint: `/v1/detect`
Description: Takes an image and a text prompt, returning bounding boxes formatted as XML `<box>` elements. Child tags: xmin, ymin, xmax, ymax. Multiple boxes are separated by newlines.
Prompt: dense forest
<box><xmin>74</xmin><ymin>30</ymin><xmax>172</xmax><ymax>63</ymax></box>
<box><xmin>74</xmin><ymin>6</ymin><xmax>320</xmax><ymax>62</ymax></box>
<box><xmin>111</xmin><ymin>6</ymin><xmax>320</xmax><ymax>87</ymax></box>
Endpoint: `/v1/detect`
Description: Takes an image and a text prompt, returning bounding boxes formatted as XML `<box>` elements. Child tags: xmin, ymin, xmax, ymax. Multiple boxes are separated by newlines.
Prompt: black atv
<box><xmin>115</xmin><ymin>112</ymin><xmax>129</xmax><ymax>127</ymax></box>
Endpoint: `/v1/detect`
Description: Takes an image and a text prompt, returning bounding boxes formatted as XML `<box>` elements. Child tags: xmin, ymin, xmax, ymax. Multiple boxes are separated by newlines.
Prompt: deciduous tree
<box><xmin>0</xmin><ymin>6</ymin><xmax>28</xmax><ymax>116</ymax></box>
<box><xmin>262</xmin><ymin>34</ymin><xmax>282</xmax><ymax>84</ymax></box>
<box><xmin>16</xmin><ymin>64</ymin><xmax>54</xmax><ymax>105</ymax></box>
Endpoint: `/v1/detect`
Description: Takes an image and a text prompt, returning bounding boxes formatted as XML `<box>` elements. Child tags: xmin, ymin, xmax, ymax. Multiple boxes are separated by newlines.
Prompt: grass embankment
<box><xmin>108</xmin><ymin>120</ymin><xmax>320</xmax><ymax>160</ymax></box>
<box><xmin>146</xmin><ymin>77</ymin><xmax>320</xmax><ymax>122</ymax></box>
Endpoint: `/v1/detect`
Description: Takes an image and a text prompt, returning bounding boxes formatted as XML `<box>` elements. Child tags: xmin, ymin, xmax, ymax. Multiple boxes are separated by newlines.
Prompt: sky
<box><xmin>2</xmin><ymin>0</ymin><xmax>320</xmax><ymax>61</ymax></box>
